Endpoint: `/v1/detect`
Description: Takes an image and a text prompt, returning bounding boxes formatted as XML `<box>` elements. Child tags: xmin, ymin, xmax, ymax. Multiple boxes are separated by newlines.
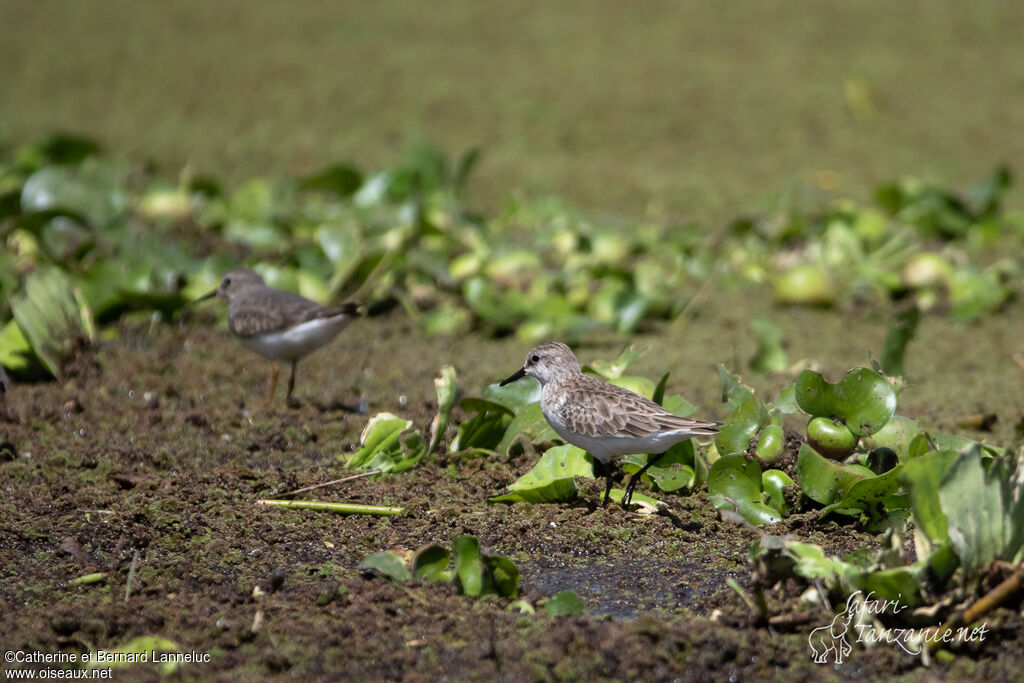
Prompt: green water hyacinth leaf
<box><xmin>495</xmin><ymin>402</ymin><xmax>560</xmax><ymax>456</ymax></box>
<box><xmin>613</xmin><ymin>291</ymin><xmax>649</xmax><ymax>334</ymax></box>
<box><xmin>819</xmin><ymin>464</ymin><xmax>905</xmax><ymax>520</ymax></box>
<box><xmin>463</xmin><ymin>277</ymin><xmax>519</xmax><ymax>329</ymax></box>
<box><xmin>757</xmin><ymin>538</ymin><xmax>926</xmax><ymax>606</ymax></box>
<box><xmin>929</xmin><ymin>433</ymin><xmax>1003</xmax><ymax>457</ymax></box>
<box><xmin>762</xmin><ymin>469</ymin><xmax>794</xmax><ymax>515</ymax></box>
<box><xmin>428</xmin><ymin>365</ymin><xmax>458</xmax><ymax>454</ymax></box>
<box><xmin>768</xmin><ymin>383</ymin><xmax>800</xmax><ymax>415</ymax></box>
<box><xmin>545</xmin><ymin>590</ymin><xmax>586</xmax><ymax>616</ymax></box>
<box><xmin>359</xmin><ymin>551</ymin><xmax>413</xmax><ymax>582</ymax></box>
<box><xmin>755</xmin><ymin>424</ymin><xmax>786</xmax><ymax>465</ymax></box>
<box><xmin>483</xmin><ymin>379</ymin><xmax>542</xmax><ymax>413</ymax></box>
<box><xmin>422</xmin><ymin>302</ymin><xmax>473</xmax><ymax>336</ymax></box>
<box><xmin>880</xmin><ymin>305</ymin><xmax>920</xmax><ymax>377</ymax></box>
<box><xmin>136</xmin><ymin>185</ymin><xmax>193</xmax><ymax>222</ymax></box>
<box><xmin>773</xmin><ymin>264</ymin><xmax>836</xmax><ymax>306</ymax></box>
<box><xmin>489</xmin><ymin>445</ymin><xmax>593</xmax><ymax>504</ymax></box>
<box><xmin>21</xmin><ymin>161</ymin><xmax>126</xmax><ymax>227</ymax></box>
<box><xmin>795</xmin><ymin>444</ymin><xmax>870</xmax><ymax>506</ymax></box>
<box><xmin>317</xmin><ymin>223</ymin><xmax>362</xmax><ymax>281</ymax></box>
<box><xmin>485</xmin><ymin>249</ymin><xmax>541</xmax><ymax>281</ymax></box>
<box><xmin>449</xmin><ymin>536</ymin><xmax>520</xmax><ymax>598</ymax></box>
<box><xmin>939</xmin><ymin>447</ymin><xmax>1024</xmax><ymax>580</ymax></box>
<box><xmin>806</xmin><ymin>417</ymin><xmax>858</xmax><ymax>459</ymax></box>
<box><xmin>854</xmin><ymin>567</ymin><xmax>925</xmax><ymax>607</ymax></box>
<box><xmin>486</xmin><ymin>555</ymin><xmax>520</xmax><ymax>598</ymax></box>
<box><xmin>717</xmin><ymin>363</ymin><xmax>755</xmax><ymax>411</ymax></box>
<box><xmin>9</xmin><ymin>267</ymin><xmax>94</xmax><ymax>378</ymax></box>
<box><xmin>18</xmin><ymin>133</ymin><xmax>102</xmax><ymax>167</ymax></box>
<box><xmin>366</xmin><ymin>537</ymin><xmax>518</xmax><ymax>598</ymax></box>
<box><xmin>412</xmin><ymin>545</ymin><xmax>452</xmax><ymax>582</ymax></box>
<box><xmin>452</xmin><ymin>535</ymin><xmax>484</xmax><ymax>596</ymax></box>
<box><xmin>623</xmin><ymin>440</ymin><xmax>698</xmax><ymax>493</ymax></box>
<box><xmin>450</xmin><ymin>398</ymin><xmax>513</xmax><ymax>452</ymax></box>
<box><xmin>652</xmin><ymin>372</ymin><xmax>670</xmax><ymax>406</ymax></box>
<box><xmin>300</xmin><ymin>162</ymin><xmax>363</xmax><ymax>198</ymax></box>
<box><xmin>708</xmin><ymin>454</ymin><xmax>782</xmax><ymax>525</ymax></box>
<box><xmin>585</xmin><ymin>346</ymin><xmax>647</xmax><ymax>380</ymax></box>
<box><xmin>900</xmin><ymin>449</ymin><xmax>958</xmax><ymax>547</ymax></box>
<box><xmin>607</xmin><ymin>374</ymin><xmax>656</xmax><ymax>400</ymax></box>
<box><xmin>0</xmin><ymin>320</ymin><xmax>33</xmax><ymax>373</ymax></box>
<box><xmin>748</xmin><ymin>317</ymin><xmax>788</xmax><ymax>373</ymax></box>
<box><xmin>661</xmin><ymin>394</ymin><xmax>696</xmax><ymax>419</ymax></box>
<box><xmin>605</xmin><ymin>489</ymin><xmax>663</xmax><ymax>508</ymax></box>
<box><xmin>948</xmin><ymin>265</ymin><xmax>1008</xmax><ymax>322</ymax></box>
<box><xmin>346</xmin><ymin>412</ymin><xmax>425</xmax><ymax>473</ymax></box>
<box><xmin>860</xmin><ymin>416</ymin><xmax>925</xmax><ymax>462</ymax></box>
<box><xmin>783</xmin><ymin>542</ymin><xmax>861</xmax><ymax>586</ymax></box>
<box><xmin>795</xmin><ymin>367</ymin><xmax>896</xmax><ymax>436</ymax></box>
<box><xmin>715</xmin><ymin>396</ymin><xmax>769</xmax><ymax>457</ymax></box>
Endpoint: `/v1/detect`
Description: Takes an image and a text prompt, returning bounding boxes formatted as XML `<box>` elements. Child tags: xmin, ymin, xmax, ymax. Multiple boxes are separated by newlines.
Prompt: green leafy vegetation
<box><xmin>751</xmin><ymin>446</ymin><xmax>1024</xmax><ymax>631</ymax></box>
<box><xmin>488</xmin><ymin>445</ymin><xmax>593</xmax><ymax>504</ymax></box>
<box><xmin>359</xmin><ymin>535</ymin><xmax>520</xmax><ymax>599</ymax></box>
<box><xmin>2</xmin><ymin>137</ymin><xmax>1021</xmax><ymax>380</ymax></box>
<box><xmin>344</xmin><ymin>365</ymin><xmax>456</xmax><ymax>473</ymax></box>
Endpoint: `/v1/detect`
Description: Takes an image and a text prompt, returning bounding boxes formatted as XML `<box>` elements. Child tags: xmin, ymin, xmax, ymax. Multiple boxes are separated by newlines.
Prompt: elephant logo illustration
<box><xmin>808</xmin><ymin>612</ymin><xmax>852</xmax><ymax>664</ymax></box>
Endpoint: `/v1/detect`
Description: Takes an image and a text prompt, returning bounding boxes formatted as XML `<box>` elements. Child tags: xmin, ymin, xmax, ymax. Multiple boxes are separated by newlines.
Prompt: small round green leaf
<box><xmin>755</xmin><ymin>424</ymin><xmax>786</xmax><ymax>465</ymax></box>
<box><xmin>806</xmin><ymin>417</ymin><xmax>859</xmax><ymax>459</ymax></box>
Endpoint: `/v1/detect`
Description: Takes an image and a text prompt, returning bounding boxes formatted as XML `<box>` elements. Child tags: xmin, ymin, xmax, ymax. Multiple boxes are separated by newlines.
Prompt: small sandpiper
<box><xmin>198</xmin><ymin>269</ymin><xmax>359</xmax><ymax>407</ymax></box>
<box><xmin>500</xmin><ymin>341</ymin><xmax>721</xmax><ymax>506</ymax></box>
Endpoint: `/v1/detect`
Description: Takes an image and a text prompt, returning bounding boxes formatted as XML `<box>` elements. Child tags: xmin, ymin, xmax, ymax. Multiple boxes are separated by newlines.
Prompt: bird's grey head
<box><xmin>214</xmin><ymin>269</ymin><xmax>266</xmax><ymax>302</ymax></box>
<box><xmin>500</xmin><ymin>341</ymin><xmax>581</xmax><ymax>387</ymax></box>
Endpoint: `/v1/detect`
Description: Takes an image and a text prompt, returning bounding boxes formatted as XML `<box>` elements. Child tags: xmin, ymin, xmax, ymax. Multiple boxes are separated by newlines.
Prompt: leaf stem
<box><xmin>256</xmin><ymin>499</ymin><xmax>404</xmax><ymax>516</ymax></box>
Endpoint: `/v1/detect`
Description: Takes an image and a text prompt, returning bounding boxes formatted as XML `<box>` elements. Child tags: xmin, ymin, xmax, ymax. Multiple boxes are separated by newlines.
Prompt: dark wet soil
<box><xmin>2</xmin><ymin>291</ymin><xmax>1022</xmax><ymax>681</ymax></box>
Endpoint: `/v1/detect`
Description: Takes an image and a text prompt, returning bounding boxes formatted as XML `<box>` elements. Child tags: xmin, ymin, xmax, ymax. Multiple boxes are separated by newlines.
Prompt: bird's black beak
<box><xmin>194</xmin><ymin>288</ymin><xmax>218</xmax><ymax>304</ymax></box>
<box><xmin>500</xmin><ymin>368</ymin><xmax>527</xmax><ymax>386</ymax></box>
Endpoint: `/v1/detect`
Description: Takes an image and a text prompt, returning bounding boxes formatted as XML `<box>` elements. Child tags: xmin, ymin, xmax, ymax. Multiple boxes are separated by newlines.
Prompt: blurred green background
<box><xmin>3</xmin><ymin>1</ymin><xmax>1022</xmax><ymax>221</ymax></box>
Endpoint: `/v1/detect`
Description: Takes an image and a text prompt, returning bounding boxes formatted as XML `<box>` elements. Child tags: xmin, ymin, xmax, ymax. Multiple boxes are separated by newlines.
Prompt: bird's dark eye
<box><xmin>223</xmin><ymin>277</ymin><xmax>231</xmax><ymax>286</ymax></box>
<box><xmin>530</xmin><ymin>354</ymin><xmax>540</xmax><ymax>364</ymax></box>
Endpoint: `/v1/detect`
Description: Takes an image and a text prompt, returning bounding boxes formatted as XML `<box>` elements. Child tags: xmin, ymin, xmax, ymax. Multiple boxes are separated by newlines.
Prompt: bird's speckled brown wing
<box><xmin>228</xmin><ymin>289</ymin><xmax>358</xmax><ymax>338</ymax></box>
<box><xmin>556</xmin><ymin>374</ymin><xmax>721</xmax><ymax>439</ymax></box>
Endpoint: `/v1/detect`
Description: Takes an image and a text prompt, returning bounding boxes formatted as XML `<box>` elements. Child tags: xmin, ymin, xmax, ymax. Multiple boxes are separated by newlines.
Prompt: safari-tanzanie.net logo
<box><xmin>808</xmin><ymin>590</ymin><xmax>989</xmax><ymax>664</ymax></box>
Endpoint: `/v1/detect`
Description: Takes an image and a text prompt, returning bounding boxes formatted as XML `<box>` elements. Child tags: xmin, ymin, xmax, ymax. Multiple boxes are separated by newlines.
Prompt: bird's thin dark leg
<box><xmin>592</xmin><ymin>459</ymin><xmax>615</xmax><ymax>507</ymax></box>
<box><xmin>602</xmin><ymin>465</ymin><xmax>615</xmax><ymax>508</ymax></box>
<box><xmin>264</xmin><ymin>362</ymin><xmax>280</xmax><ymax>408</ymax></box>
<box><xmin>286</xmin><ymin>360</ymin><xmax>298</xmax><ymax>406</ymax></box>
<box><xmin>623</xmin><ymin>451</ymin><xmax>667</xmax><ymax>507</ymax></box>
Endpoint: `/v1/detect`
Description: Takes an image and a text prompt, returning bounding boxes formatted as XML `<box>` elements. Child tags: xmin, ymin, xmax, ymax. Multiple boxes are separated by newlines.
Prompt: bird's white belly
<box><xmin>238</xmin><ymin>316</ymin><xmax>352</xmax><ymax>361</ymax></box>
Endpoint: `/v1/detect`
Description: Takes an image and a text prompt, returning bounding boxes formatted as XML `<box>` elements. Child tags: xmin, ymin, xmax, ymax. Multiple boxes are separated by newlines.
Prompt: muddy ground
<box><xmin>2</xmin><ymin>287</ymin><xmax>1022</xmax><ymax>681</ymax></box>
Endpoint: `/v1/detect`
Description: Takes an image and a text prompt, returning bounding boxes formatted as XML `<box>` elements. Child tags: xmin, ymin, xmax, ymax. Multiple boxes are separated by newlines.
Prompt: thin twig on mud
<box><xmin>277</xmin><ymin>469</ymin><xmax>382</xmax><ymax>498</ymax></box>
<box><xmin>256</xmin><ymin>499</ymin><xmax>404</xmax><ymax>516</ymax></box>
<box><xmin>124</xmin><ymin>549</ymin><xmax>140</xmax><ymax>602</ymax></box>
